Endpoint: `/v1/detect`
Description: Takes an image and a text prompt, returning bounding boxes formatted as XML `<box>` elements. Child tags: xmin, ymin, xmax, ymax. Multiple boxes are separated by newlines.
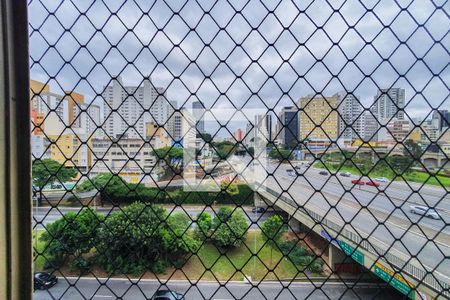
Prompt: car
<box><xmin>151</xmin><ymin>290</ymin><xmax>185</xmax><ymax>300</ymax></box>
<box><xmin>319</xmin><ymin>171</ymin><xmax>329</xmax><ymax>176</ymax></box>
<box><xmin>294</xmin><ymin>165</ymin><xmax>302</xmax><ymax>170</ymax></box>
<box><xmin>34</xmin><ymin>272</ymin><xmax>58</xmax><ymax>290</ymax></box>
<box><xmin>374</xmin><ymin>177</ymin><xmax>389</xmax><ymax>183</ymax></box>
<box><xmin>340</xmin><ymin>172</ymin><xmax>351</xmax><ymax>177</ymax></box>
<box><xmin>365</xmin><ymin>181</ymin><xmax>380</xmax><ymax>187</ymax></box>
<box><xmin>252</xmin><ymin>207</ymin><xmax>265</xmax><ymax>213</ymax></box>
<box><xmin>351</xmin><ymin>179</ymin><xmax>365</xmax><ymax>185</ymax></box>
<box><xmin>409</xmin><ymin>205</ymin><xmax>440</xmax><ymax>220</ymax></box>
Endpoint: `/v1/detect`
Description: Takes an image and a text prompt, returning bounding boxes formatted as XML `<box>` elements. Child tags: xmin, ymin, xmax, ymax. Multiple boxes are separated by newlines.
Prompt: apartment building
<box><xmin>336</xmin><ymin>92</ymin><xmax>364</xmax><ymax>141</ymax></box>
<box><xmin>299</xmin><ymin>95</ymin><xmax>339</xmax><ymax>141</ymax></box>
<box><xmin>371</xmin><ymin>88</ymin><xmax>405</xmax><ymax>120</ymax></box>
<box><xmin>102</xmin><ymin>76</ymin><xmax>170</xmax><ymax>139</ymax></box>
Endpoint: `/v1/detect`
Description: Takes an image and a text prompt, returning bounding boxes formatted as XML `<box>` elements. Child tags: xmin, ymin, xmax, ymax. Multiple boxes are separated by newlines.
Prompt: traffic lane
<box><xmin>269</xmin><ymin>163</ymin><xmax>450</xmax><ymax>212</ymax></box>
<box><xmin>33</xmin><ymin>277</ymin><xmax>401</xmax><ymax>300</ymax></box>
<box><xmin>275</xmin><ymin>173</ymin><xmax>450</xmax><ymax>232</ymax></box>
<box><xmin>263</xmin><ymin>177</ymin><xmax>450</xmax><ymax>279</ymax></box>
<box><xmin>33</xmin><ymin>206</ymin><xmax>276</xmax><ymax>229</ymax></box>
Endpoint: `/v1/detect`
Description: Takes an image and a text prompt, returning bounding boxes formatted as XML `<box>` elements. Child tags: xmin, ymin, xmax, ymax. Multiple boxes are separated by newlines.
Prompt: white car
<box><xmin>374</xmin><ymin>177</ymin><xmax>389</xmax><ymax>183</ymax></box>
<box><xmin>409</xmin><ymin>205</ymin><xmax>440</xmax><ymax>220</ymax></box>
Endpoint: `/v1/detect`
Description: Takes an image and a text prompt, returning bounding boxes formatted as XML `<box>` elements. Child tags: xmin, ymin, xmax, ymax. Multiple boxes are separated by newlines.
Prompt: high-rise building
<box><xmin>73</xmin><ymin>103</ymin><xmax>101</xmax><ymax>135</ymax></box>
<box><xmin>255</xmin><ymin>113</ymin><xmax>273</xmax><ymax>142</ymax></box>
<box><xmin>192</xmin><ymin>101</ymin><xmax>205</xmax><ymax>134</ymax></box>
<box><xmin>102</xmin><ymin>76</ymin><xmax>169</xmax><ymax>139</ymax></box>
<box><xmin>371</xmin><ymin>88</ymin><xmax>405</xmax><ymax>121</ymax></box>
<box><xmin>336</xmin><ymin>92</ymin><xmax>364</xmax><ymax>141</ymax></box>
<box><xmin>299</xmin><ymin>95</ymin><xmax>339</xmax><ymax>141</ymax></box>
<box><xmin>363</xmin><ymin>111</ymin><xmax>379</xmax><ymax>142</ymax></box>
<box><xmin>432</xmin><ymin>110</ymin><xmax>450</xmax><ymax>131</ymax></box>
<box><xmin>172</xmin><ymin>109</ymin><xmax>196</xmax><ymax>146</ymax></box>
<box><xmin>278</xmin><ymin>106</ymin><xmax>299</xmax><ymax>148</ymax></box>
<box><xmin>234</xmin><ymin>128</ymin><xmax>244</xmax><ymax>142</ymax></box>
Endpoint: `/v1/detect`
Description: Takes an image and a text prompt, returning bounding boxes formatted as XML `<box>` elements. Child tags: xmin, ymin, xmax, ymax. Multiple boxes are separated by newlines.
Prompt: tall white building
<box><xmin>255</xmin><ymin>113</ymin><xmax>273</xmax><ymax>143</ymax></box>
<box><xmin>371</xmin><ymin>88</ymin><xmax>405</xmax><ymax>120</ymax></box>
<box><xmin>102</xmin><ymin>76</ymin><xmax>170</xmax><ymax>139</ymax></box>
<box><xmin>73</xmin><ymin>103</ymin><xmax>101</xmax><ymax>136</ymax></box>
<box><xmin>336</xmin><ymin>92</ymin><xmax>365</xmax><ymax>141</ymax></box>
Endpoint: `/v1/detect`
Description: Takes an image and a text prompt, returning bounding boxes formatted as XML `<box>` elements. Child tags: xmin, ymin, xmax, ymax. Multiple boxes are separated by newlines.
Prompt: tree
<box><xmin>32</xmin><ymin>159</ymin><xmax>77</xmax><ymax>189</ymax></box>
<box><xmin>152</xmin><ymin>146</ymin><xmax>184</xmax><ymax>172</ymax></box>
<box><xmin>194</xmin><ymin>212</ymin><xmax>212</xmax><ymax>241</ymax></box>
<box><xmin>403</xmin><ymin>139</ymin><xmax>423</xmax><ymax>161</ymax></box>
<box><xmin>211</xmin><ymin>207</ymin><xmax>247</xmax><ymax>248</ymax></box>
<box><xmin>40</xmin><ymin>208</ymin><xmax>104</xmax><ymax>269</ymax></box>
<box><xmin>261</xmin><ymin>215</ymin><xmax>286</xmax><ymax>265</ymax></box>
<box><xmin>96</xmin><ymin>202</ymin><xmax>197</xmax><ymax>274</ymax></box>
<box><xmin>268</xmin><ymin>148</ymin><xmax>293</xmax><ymax>161</ymax></box>
<box><xmin>247</xmin><ymin>146</ymin><xmax>255</xmax><ymax>158</ymax></box>
<box><xmin>387</xmin><ymin>155</ymin><xmax>413</xmax><ymax>175</ymax></box>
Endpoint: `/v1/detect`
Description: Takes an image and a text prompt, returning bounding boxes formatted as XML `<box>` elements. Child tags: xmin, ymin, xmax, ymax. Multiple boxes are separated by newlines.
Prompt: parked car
<box><xmin>351</xmin><ymin>179</ymin><xmax>365</xmax><ymax>185</ymax></box>
<box><xmin>365</xmin><ymin>181</ymin><xmax>380</xmax><ymax>187</ymax></box>
<box><xmin>374</xmin><ymin>177</ymin><xmax>389</xmax><ymax>183</ymax></box>
<box><xmin>409</xmin><ymin>205</ymin><xmax>440</xmax><ymax>220</ymax></box>
<box><xmin>34</xmin><ymin>272</ymin><xmax>58</xmax><ymax>290</ymax></box>
<box><xmin>252</xmin><ymin>207</ymin><xmax>265</xmax><ymax>213</ymax></box>
<box><xmin>294</xmin><ymin>165</ymin><xmax>302</xmax><ymax>170</ymax></box>
<box><xmin>151</xmin><ymin>290</ymin><xmax>185</xmax><ymax>300</ymax></box>
<box><xmin>340</xmin><ymin>172</ymin><xmax>351</xmax><ymax>177</ymax></box>
<box><xmin>319</xmin><ymin>170</ymin><xmax>329</xmax><ymax>176</ymax></box>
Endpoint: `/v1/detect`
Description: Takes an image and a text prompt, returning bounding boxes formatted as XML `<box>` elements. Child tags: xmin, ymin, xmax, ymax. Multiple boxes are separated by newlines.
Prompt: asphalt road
<box><xmin>33</xmin><ymin>277</ymin><xmax>401</xmax><ymax>300</ymax></box>
<box><xmin>33</xmin><ymin>206</ymin><xmax>276</xmax><ymax>229</ymax></box>
<box><xmin>240</xmin><ymin>160</ymin><xmax>450</xmax><ymax>283</ymax></box>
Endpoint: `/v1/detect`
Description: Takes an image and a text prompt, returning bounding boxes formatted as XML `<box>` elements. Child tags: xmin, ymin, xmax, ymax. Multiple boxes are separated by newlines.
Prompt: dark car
<box><xmin>151</xmin><ymin>290</ymin><xmax>185</xmax><ymax>300</ymax></box>
<box><xmin>252</xmin><ymin>207</ymin><xmax>265</xmax><ymax>213</ymax></box>
<box><xmin>34</xmin><ymin>272</ymin><xmax>58</xmax><ymax>290</ymax></box>
<box><xmin>319</xmin><ymin>170</ymin><xmax>329</xmax><ymax>176</ymax></box>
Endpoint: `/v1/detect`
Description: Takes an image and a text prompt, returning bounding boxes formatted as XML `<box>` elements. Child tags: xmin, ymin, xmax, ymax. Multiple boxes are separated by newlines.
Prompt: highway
<box><xmin>233</xmin><ymin>157</ymin><xmax>450</xmax><ymax>287</ymax></box>
<box><xmin>33</xmin><ymin>277</ymin><xmax>400</xmax><ymax>300</ymax></box>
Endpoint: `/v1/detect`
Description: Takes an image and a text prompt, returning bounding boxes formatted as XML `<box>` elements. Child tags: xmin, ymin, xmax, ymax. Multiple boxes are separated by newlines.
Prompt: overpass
<box><xmin>245</xmin><ymin>163</ymin><xmax>449</xmax><ymax>299</ymax></box>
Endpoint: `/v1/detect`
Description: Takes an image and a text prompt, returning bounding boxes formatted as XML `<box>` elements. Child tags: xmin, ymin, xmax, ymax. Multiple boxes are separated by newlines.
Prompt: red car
<box><xmin>365</xmin><ymin>181</ymin><xmax>380</xmax><ymax>187</ymax></box>
<box><xmin>351</xmin><ymin>179</ymin><xmax>365</xmax><ymax>185</ymax></box>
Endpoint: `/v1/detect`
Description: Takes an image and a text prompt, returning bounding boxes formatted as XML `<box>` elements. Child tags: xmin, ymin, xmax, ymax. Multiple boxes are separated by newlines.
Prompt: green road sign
<box><xmin>374</xmin><ymin>262</ymin><xmax>415</xmax><ymax>299</ymax></box>
<box><xmin>338</xmin><ymin>240</ymin><xmax>364</xmax><ymax>265</ymax></box>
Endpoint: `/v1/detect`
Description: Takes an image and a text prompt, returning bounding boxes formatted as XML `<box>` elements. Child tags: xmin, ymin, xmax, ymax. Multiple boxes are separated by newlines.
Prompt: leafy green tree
<box><xmin>211</xmin><ymin>207</ymin><xmax>247</xmax><ymax>248</ymax></box>
<box><xmin>32</xmin><ymin>159</ymin><xmax>77</xmax><ymax>189</ymax></box>
<box><xmin>96</xmin><ymin>202</ymin><xmax>197</xmax><ymax>274</ymax></box>
<box><xmin>194</xmin><ymin>212</ymin><xmax>212</xmax><ymax>241</ymax></box>
<box><xmin>40</xmin><ymin>207</ymin><xmax>104</xmax><ymax>268</ymax></box>
<box><xmin>214</xmin><ymin>142</ymin><xmax>236</xmax><ymax>159</ymax></box>
<box><xmin>387</xmin><ymin>155</ymin><xmax>413</xmax><ymax>175</ymax></box>
<box><xmin>152</xmin><ymin>146</ymin><xmax>184</xmax><ymax>171</ymax></box>
<box><xmin>403</xmin><ymin>139</ymin><xmax>423</xmax><ymax>161</ymax></box>
<box><xmin>247</xmin><ymin>146</ymin><xmax>255</xmax><ymax>158</ymax></box>
<box><xmin>268</xmin><ymin>148</ymin><xmax>293</xmax><ymax>160</ymax></box>
<box><xmin>261</xmin><ymin>215</ymin><xmax>286</xmax><ymax>265</ymax></box>
<box><xmin>220</xmin><ymin>178</ymin><xmax>239</xmax><ymax>195</ymax></box>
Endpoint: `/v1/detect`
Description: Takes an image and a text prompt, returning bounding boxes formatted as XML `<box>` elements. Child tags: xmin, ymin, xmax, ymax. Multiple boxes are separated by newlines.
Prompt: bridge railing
<box><xmin>254</xmin><ymin>182</ymin><xmax>449</xmax><ymax>298</ymax></box>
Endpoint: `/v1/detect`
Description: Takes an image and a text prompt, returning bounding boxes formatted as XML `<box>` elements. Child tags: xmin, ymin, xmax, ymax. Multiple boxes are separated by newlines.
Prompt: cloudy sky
<box><xmin>28</xmin><ymin>0</ymin><xmax>449</xmax><ymax>131</ymax></box>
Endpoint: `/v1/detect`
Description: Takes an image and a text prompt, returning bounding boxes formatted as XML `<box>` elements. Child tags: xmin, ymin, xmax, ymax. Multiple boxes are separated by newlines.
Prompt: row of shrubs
<box><xmin>75</xmin><ymin>173</ymin><xmax>254</xmax><ymax>205</ymax></box>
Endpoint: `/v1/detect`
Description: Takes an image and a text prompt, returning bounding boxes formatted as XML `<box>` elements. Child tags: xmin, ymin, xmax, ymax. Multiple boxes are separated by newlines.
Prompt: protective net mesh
<box><xmin>29</xmin><ymin>0</ymin><xmax>449</xmax><ymax>299</ymax></box>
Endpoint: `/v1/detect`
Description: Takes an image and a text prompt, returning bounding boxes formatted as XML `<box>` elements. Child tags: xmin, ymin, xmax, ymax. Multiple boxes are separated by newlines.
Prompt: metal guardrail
<box><xmin>254</xmin><ymin>183</ymin><xmax>449</xmax><ymax>298</ymax></box>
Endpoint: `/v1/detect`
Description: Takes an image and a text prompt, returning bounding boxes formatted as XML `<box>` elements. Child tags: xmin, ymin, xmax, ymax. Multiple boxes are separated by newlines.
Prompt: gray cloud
<box><xmin>29</xmin><ymin>0</ymin><xmax>449</xmax><ymax>123</ymax></box>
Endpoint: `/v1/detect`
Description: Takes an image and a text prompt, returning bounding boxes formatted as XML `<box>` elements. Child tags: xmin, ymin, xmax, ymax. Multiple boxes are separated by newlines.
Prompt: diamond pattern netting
<box><xmin>29</xmin><ymin>0</ymin><xmax>449</xmax><ymax>299</ymax></box>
